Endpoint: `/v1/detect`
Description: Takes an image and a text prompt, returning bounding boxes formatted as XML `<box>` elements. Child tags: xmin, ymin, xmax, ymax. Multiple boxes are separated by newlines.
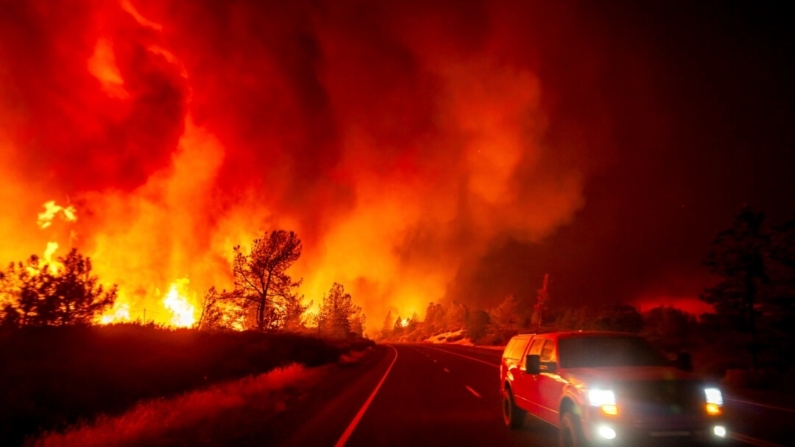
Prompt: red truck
<box><xmin>500</xmin><ymin>331</ymin><xmax>726</xmax><ymax>446</ymax></box>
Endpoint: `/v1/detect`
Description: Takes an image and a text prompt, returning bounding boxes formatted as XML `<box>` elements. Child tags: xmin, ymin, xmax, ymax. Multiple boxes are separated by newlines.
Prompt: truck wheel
<box><xmin>560</xmin><ymin>411</ymin><xmax>587</xmax><ymax>447</ymax></box>
<box><xmin>502</xmin><ymin>387</ymin><xmax>525</xmax><ymax>429</ymax></box>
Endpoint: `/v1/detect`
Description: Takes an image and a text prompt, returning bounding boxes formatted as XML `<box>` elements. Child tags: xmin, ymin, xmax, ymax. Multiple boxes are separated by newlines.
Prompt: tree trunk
<box><xmin>746</xmin><ymin>271</ymin><xmax>759</xmax><ymax>370</ymax></box>
<box><xmin>258</xmin><ymin>272</ymin><xmax>273</xmax><ymax>330</ymax></box>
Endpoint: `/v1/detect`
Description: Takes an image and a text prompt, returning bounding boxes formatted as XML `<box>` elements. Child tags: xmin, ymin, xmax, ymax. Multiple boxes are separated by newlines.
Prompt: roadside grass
<box><xmin>0</xmin><ymin>323</ymin><xmax>374</xmax><ymax>447</ymax></box>
<box><xmin>27</xmin><ymin>363</ymin><xmax>326</xmax><ymax>447</ymax></box>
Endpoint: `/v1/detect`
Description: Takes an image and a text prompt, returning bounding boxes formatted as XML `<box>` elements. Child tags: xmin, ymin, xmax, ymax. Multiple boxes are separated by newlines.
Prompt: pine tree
<box><xmin>318</xmin><ymin>283</ymin><xmax>361</xmax><ymax>339</ymax></box>
<box><xmin>701</xmin><ymin>207</ymin><xmax>768</xmax><ymax>368</ymax></box>
<box><xmin>0</xmin><ymin>249</ymin><xmax>116</xmax><ymax>327</ymax></box>
<box><xmin>491</xmin><ymin>294</ymin><xmax>521</xmax><ymax>331</ymax></box>
<box><xmin>232</xmin><ymin>230</ymin><xmax>302</xmax><ymax>330</ymax></box>
<box><xmin>381</xmin><ymin>310</ymin><xmax>393</xmax><ymax>339</ymax></box>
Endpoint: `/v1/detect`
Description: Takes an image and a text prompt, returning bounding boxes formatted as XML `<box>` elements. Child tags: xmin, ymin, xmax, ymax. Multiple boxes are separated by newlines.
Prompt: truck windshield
<box><xmin>558</xmin><ymin>336</ymin><xmax>669</xmax><ymax>368</ymax></box>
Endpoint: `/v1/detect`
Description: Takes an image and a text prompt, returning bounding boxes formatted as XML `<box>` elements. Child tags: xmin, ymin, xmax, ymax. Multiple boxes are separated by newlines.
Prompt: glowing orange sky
<box><xmin>0</xmin><ymin>0</ymin><xmax>588</xmax><ymax>327</ymax></box>
<box><xmin>1</xmin><ymin>0</ymin><xmax>793</xmax><ymax>328</ymax></box>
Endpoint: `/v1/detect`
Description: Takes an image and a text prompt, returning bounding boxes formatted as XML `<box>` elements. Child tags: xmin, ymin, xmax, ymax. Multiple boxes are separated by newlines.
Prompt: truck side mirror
<box><xmin>526</xmin><ymin>354</ymin><xmax>541</xmax><ymax>375</ymax></box>
<box><xmin>675</xmin><ymin>352</ymin><xmax>693</xmax><ymax>372</ymax></box>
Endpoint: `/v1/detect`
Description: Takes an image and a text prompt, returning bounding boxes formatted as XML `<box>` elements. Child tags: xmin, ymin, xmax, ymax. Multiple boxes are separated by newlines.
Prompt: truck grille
<box><xmin>619</xmin><ymin>380</ymin><xmax>703</xmax><ymax>416</ymax></box>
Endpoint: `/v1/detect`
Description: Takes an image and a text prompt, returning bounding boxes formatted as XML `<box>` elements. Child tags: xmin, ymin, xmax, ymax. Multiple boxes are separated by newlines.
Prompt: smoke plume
<box><xmin>0</xmin><ymin>0</ymin><xmax>603</xmax><ymax>326</ymax></box>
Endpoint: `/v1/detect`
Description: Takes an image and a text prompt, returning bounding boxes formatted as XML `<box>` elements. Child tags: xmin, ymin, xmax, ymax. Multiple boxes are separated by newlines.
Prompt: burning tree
<box><xmin>0</xmin><ymin>249</ymin><xmax>117</xmax><ymax>327</ymax></box>
<box><xmin>318</xmin><ymin>282</ymin><xmax>362</xmax><ymax>339</ymax></box>
<box><xmin>491</xmin><ymin>294</ymin><xmax>522</xmax><ymax>331</ymax></box>
<box><xmin>380</xmin><ymin>310</ymin><xmax>393</xmax><ymax>339</ymax></box>
<box><xmin>531</xmin><ymin>274</ymin><xmax>550</xmax><ymax>329</ymax></box>
<box><xmin>231</xmin><ymin>230</ymin><xmax>303</xmax><ymax>331</ymax></box>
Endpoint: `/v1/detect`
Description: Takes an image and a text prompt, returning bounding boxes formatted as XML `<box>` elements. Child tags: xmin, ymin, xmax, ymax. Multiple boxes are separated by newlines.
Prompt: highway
<box><xmin>268</xmin><ymin>344</ymin><xmax>792</xmax><ymax>447</ymax></box>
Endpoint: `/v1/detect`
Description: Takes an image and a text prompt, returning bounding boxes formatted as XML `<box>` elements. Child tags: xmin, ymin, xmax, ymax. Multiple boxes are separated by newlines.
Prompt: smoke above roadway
<box><xmin>10</xmin><ymin>0</ymin><xmax>768</xmax><ymax>326</ymax></box>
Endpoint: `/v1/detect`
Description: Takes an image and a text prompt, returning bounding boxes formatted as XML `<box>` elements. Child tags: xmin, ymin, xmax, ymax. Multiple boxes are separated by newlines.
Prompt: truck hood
<box><xmin>561</xmin><ymin>366</ymin><xmax>700</xmax><ymax>389</ymax></box>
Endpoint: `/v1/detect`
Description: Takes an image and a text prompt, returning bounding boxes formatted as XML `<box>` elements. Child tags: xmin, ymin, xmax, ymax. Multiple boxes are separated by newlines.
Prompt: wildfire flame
<box><xmin>1</xmin><ymin>0</ymin><xmax>591</xmax><ymax>331</ymax></box>
<box><xmin>163</xmin><ymin>278</ymin><xmax>196</xmax><ymax>328</ymax></box>
<box><xmin>37</xmin><ymin>201</ymin><xmax>76</xmax><ymax>229</ymax></box>
<box><xmin>42</xmin><ymin>242</ymin><xmax>62</xmax><ymax>274</ymax></box>
<box><xmin>100</xmin><ymin>302</ymin><xmax>131</xmax><ymax>325</ymax></box>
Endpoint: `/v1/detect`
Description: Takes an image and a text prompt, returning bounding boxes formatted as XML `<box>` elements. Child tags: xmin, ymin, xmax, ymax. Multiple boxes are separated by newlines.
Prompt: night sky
<box><xmin>1</xmin><ymin>0</ymin><xmax>793</xmax><ymax>323</ymax></box>
<box><xmin>470</xmin><ymin>1</ymin><xmax>795</xmax><ymax>313</ymax></box>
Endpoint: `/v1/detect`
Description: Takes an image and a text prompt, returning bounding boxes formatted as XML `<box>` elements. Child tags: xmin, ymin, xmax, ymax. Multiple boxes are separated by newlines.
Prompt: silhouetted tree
<box><xmin>491</xmin><ymin>294</ymin><xmax>522</xmax><ymax>331</ymax></box>
<box><xmin>282</xmin><ymin>294</ymin><xmax>310</xmax><ymax>332</ymax></box>
<box><xmin>465</xmin><ymin>309</ymin><xmax>490</xmax><ymax>341</ymax></box>
<box><xmin>0</xmin><ymin>249</ymin><xmax>116</xmax><ymax>327</ymax></box>
<box><xmin>381</xmin><ymin>310</ymin><xmax>393</xmax><ymax>339</ymax></box>
<box><xmin>350</xmin><ymin>308</ymin><xmax>366</xmax><ymax>337</ymax></box>
<box><xmin>393</xmin><ymin>315</ymin><xmax>405</xmax><ymax>334</ymax></box>
<box><xmin>642</xmin><ymin>306</ymin><xmax>697</xmax><ymax>353</ymax></box>
<box><xmin>318</xmin><ymin>283</ymin><xmax>361</xmax><ymax>339</ymax></box>
<box><xmin>593</xmin><ymin>304</ymin><xmax>644</xmax><ymax>333</ymax></box>
<box><xmin>447</xmin><ymin>301</ymin><xmax>468</xmax><ymax>329</ymax></box>
<box><xmin>424</xmin><ymin>302</ymin><xmax>446</xmax><ymax>333</ymax></box>
<box><xmin>532</xmin><ymin>274</ymin><xmax>550</xmax><ymax>329</ymax></box>
<box><xmin>766</xmin><ymin>216</ymin><xmax>795</xmax><ymax>356</ymax></box>
<box><xmin>196</xmin><ymin>287</ymin><xmax>245</xmax><ymax>330</ymax></box>
<box><xmin>49</xmin><ymin>249</ymin><xmax>117</xmax><ymax>325</ymax></box>
<box><xmin>701</xmin><ymin>207</ymin><xmax>769</xmax><ymax>368</ymax></box>
<box><xmin>550</xmin><ymin>306</ymin><xmax>589</xmax><ymax>330</ymax></box>
<box><xmin>407</xmin><ymin>311</ymin><xmax>419</xmax><ymax>331</ymax></box>
<box><xmin>232</xmin><ymin>230</ymin><xmax>302</xmax><ymax>331</ymax></box>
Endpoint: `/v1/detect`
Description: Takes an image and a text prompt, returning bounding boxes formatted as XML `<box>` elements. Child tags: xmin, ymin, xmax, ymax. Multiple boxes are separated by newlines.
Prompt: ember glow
<box><xmin>0</xmin><ymin>0</ymin><xmax>593</xmax><ymax>328</ymax></box>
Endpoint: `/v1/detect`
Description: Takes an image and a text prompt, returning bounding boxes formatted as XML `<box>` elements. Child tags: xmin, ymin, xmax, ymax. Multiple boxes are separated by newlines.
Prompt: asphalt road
<box><xmin>273</xmin><ymin>344</ymin><xmax>793</xmax><ymax>447</ymax></box>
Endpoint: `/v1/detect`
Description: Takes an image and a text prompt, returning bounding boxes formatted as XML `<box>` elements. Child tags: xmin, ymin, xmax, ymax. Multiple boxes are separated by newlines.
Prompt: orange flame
<box><xmin>163</xmin><ymin>278</ymin><xmax>196</xmax><ymax>328</ymax></box>
<box><xmin>100</xmin><ymin>302</ymin><xmax>131</xmax><ymax>324</ymax></box>
<box><xmin>37</xmin><ymin>201</ymin><xmax>76</xmax><ymax>229</ymax></box>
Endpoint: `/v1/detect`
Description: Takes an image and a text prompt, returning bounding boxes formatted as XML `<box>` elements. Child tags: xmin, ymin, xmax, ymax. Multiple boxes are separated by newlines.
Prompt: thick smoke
<box><xmin>0</xmin><ymin>0</ymin><xmax>601</xmax><ymax>325</ymax></box>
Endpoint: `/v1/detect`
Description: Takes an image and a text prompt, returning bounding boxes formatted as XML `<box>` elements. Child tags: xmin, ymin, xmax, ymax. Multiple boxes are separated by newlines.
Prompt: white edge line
<box><xmin>465</xmin><ymin>385</ymin><xmax>481</xmax><ymax>398</ymax></box>
<box><xmin>334</xmin><ymin>345</ymin><xmax>398</xmax><ymax>447</ymax></box>
<box><xmin>422</xmin><ymin>345</ymin><xmax>499</xmax><ymax>368</ymax></box>
<box><xmin>730</xmin><ymin>432</ymin><xmax>786</xmax><ymax>447</ymax></box>
<box><xmin>727</xmin><ymin>397</ymin><xmax>795</xmax><ymax>414</ymax></box>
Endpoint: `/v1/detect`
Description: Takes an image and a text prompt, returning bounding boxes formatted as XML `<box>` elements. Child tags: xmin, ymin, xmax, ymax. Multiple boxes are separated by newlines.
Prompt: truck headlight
<box><xmin>705</xmin><ymin>387</ymin><xmax>723</xmax><ymax>416</ymax></box>
<box><xmin>588</xmin><ymin>389</ymin><xmax>619</xmax><ymax>416</ymax></box>
<box><xmin>597</xmin><ymin>425</ymin><xmax>617</xmax><ymax>439</ymax></box>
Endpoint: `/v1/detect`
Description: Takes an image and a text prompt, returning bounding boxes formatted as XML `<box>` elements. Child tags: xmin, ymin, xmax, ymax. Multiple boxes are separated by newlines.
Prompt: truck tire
<box><xmin>502</xmin><ymin>387</ymin><xmax>526</xmax><ymax>429</ymax></box>
<box><xmin>560</xmin><ymin>411</ymin><xmax>587</xmax><ymax>447</ymax></box>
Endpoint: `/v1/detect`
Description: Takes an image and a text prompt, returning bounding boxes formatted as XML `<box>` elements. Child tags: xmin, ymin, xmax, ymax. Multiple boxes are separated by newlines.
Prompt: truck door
<box><xmin>513</xmin><ymin>338</ymin><xmax>544</xmax><ymax>413</ymax></box>
<box><xmin>535</xmin><ymin>339</ymin><xmax>565</xmax><ymax>424</ymax></box>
